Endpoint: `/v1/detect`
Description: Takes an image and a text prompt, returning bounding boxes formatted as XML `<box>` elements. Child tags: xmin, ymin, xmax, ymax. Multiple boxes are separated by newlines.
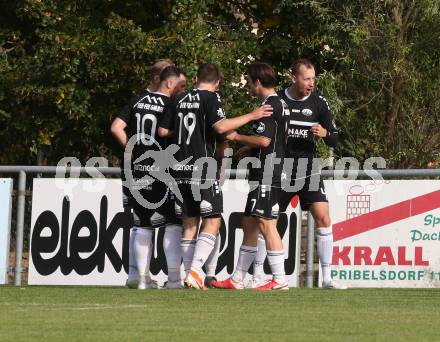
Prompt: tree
<box><xmin>335</xmin><ymin>0</ymin><xmax>440</xmax><ymax>167</ymax></box>
<box><xmin>0</xmin><ymin>1</ymin><xmax>165</xmax><ymax>164</ymax></box>
<box><xmin>1</xmin><ymin>0</ymin><xmax>439</xmax><ymax>168</ymax></box>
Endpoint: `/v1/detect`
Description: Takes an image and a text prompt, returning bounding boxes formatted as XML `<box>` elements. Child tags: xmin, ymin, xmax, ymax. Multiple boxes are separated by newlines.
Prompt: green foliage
<box><xmin>1</xmin><ymin>0</ymin><xmax>439</xmax><ymax>168</ymax></box>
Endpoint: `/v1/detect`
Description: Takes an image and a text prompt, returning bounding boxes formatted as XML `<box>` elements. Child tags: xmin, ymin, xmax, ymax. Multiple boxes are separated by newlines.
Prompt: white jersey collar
<box><xmin>150</xmin><ymin>90</ymin><xmax>169</xmax><ymax>97</ymax></box>
<box><xmin>284</xmin><ymin>88</ymin><xmax>310</xmax><ymax>102</ymax></box>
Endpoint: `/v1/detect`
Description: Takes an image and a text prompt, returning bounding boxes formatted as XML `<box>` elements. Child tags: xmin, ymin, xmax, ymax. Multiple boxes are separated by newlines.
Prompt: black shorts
<box><xmin>124</xmin><ymin>180</ymin><xmax>181</xmax><ymax>228</ymax></box>
<box><xmin>174</xmin><ymin>179</ymin><xmax>223</xmax><ymax>218</ymax></box>
<box><xmin>280</xmin><ymin>177</ymin><xmax>327</xmax><ymax>211</ymax></box>
<box><xmin>244</xmin><ymin>184</ymin><xmax>281</xmax><ymax>220</ymax></box>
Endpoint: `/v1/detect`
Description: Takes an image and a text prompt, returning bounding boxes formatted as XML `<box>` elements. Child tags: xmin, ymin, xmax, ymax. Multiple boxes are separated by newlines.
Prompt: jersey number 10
<box><xmin>135</xmin><ymin>113</ymin><xmax>157</xmax><ymax>146</ymax></box>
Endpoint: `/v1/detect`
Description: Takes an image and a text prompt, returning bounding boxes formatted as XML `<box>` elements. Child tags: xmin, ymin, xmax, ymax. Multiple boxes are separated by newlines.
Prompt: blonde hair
<box><xmin>151</xmin><ymin>59</ymin><xmax>175</xmax><ymax>77</ymax></box>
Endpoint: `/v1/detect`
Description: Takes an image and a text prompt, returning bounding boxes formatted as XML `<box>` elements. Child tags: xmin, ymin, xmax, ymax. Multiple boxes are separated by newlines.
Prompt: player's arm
<box><xmin>111</xmin><ymin>117</ymin><xmax>128</xmax><ymax>147</ymax></box>
<box><xmin>225</xmin><ymin>131</ymin><xmax>271</xmax><ymax>148</ymax></box>
<box><xmin>111</xmin><ymin>100</ymin><xmax>133</xmax><ymax>147</ymax></box>
<box><xmin>212</xmin><ymin>105</ymin><xmax>273</xmax><ymax>134</ymax></box>
<box><xmin>311</xmin><ymin>96</ymin><xmax>339</xmax><ymax>147</ymax></box>
<box><xmin>225</xmin><ymin>113</ymin><xmax>275</xmax><ymax>148</ymax></box>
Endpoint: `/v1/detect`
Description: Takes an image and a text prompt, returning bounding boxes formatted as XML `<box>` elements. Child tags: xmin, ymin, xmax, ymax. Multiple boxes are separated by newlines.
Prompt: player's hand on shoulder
<box><xmin>310</xmin><ymin>123</ymin><xmax>327</xmax><ymax>138</ymax></box>
<box><xmin>251</xmin><ymin>104</ymin><xmax>273</xmax><ymax>120</ymax></box>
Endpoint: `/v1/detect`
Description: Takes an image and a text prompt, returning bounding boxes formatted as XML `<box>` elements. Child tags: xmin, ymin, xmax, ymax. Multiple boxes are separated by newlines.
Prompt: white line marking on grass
<box><xmin>2</xmin><ymin>303</ymin><xmax>149</xmax><ymax>311</ymax></box>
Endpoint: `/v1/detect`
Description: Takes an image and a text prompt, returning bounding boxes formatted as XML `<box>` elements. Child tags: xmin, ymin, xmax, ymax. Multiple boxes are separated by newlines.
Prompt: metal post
<box><xmin>14</xmin><ymin>170</ymin><xmax>26</xmax><ymax>287</ymax></box>
<box><xmin>329</xmin><ymin>148</ymin><xmax>334</xmax><ymax>170</ymax></box>
<box><xmin>36</xmin><ymin>147</ymin><xmax>44</xmax><ymax>178</ymax></box>
<box><xmin>306</xmin><ymin>211</ymin><xmax>315</xmax><ymax>288</ymax></box>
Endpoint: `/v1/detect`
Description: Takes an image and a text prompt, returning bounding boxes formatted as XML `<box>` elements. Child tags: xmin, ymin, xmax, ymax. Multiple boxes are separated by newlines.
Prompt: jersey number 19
<box><xmin>177</xmin><ymin>112</ymin><xmax>196</xmax><ymax>145</ymax></box>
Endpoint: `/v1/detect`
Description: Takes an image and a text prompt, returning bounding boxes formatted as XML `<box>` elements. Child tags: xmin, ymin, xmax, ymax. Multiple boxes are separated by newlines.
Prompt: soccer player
<box><xmin>111</xmin><ymin>66</ymin><xmax>184</xmax><ymax>289</ymax></box>
<box><xmin>113</xmin><ymin>58</ymin><xmax>176</xmax><ymax>289</ymax></box>
<box><xmin>212</xmin><ymin>62</ymin><xmax>289</xmax><ymax>290</ymax></box>
<box><xmin>276</xmin><ymin>58</ymin><xmax>346</xmax><ymax>289</ymax></box>
<box><xmin>158</xmin><ymin>63</ymin><xmax>273</xmax><ymax>290</ymax></box>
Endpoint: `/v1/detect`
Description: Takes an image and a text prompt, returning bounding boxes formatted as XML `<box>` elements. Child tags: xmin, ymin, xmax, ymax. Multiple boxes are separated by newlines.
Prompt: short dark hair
<box><xmin>159</xmin><ymin>66</ymin><xmax>181</xmax><ymax>82</ymax></box>
<box><xmin>246</xmin><ymin>62</ymin><xmax>276</xmax><ymax>88</ymax></box>
<box><xmin>197</xmin><ymin>63</ymin><xmax>222</xmax><ymax>83</ymax></box>
<box><xmin>151</xmin><ymin>58</ymin><xmax>174</xmax><ymax>77</ymax></box>
<box><xmin>291</xmin><ymin>58</ymin><xmax>314</xmax><ymax>76</ymax></box>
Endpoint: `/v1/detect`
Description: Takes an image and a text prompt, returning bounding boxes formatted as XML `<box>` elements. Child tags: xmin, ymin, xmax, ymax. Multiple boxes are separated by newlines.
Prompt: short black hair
<box><xmin>246</xmin><ymin>62</ymin><xmax>276</xmax><ymax>88</ymax></box>
<box><xmin>291</xmin><ymin>58</ymin><xmax>315</xmax><ymax>76</ymax></box>
<box><xmin>197</xmin><ymin>63</ymin><xmax>222</xmax><ymax>83</ymax></box>
<box><xmin>159</xmin><ymin>66</ymin><xmax>181</xmax><ymax>82</ymax></box>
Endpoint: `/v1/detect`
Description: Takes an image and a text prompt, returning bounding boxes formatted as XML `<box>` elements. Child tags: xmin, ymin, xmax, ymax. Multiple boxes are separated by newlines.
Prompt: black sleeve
<box><xmin>215</xmin><ymin>133</ymin><xmax>227</xmax><ymax>142</ymax></box>
<box><xmin>318</xmin><ymin>95</ymin><xmax>339</xmax><ymax>148</ymax></box>
<box><xmin>206</xmin><ymin>92</ymin><xmax>226</xmax><ymax>127</ymax></box>
<box><xmin>253</xmin><ymin>116</ymin><xmax>275</xmax><ymax>141</ymax></box>
<box><xmin>116</xmin><ymin>103</ymin><xmax>131</xmax><ymax>124</ymax></box>
<box><xmin>159</xmin><ymin>100</ymin><xmax>176</xmax><ymax>131</ymax></box>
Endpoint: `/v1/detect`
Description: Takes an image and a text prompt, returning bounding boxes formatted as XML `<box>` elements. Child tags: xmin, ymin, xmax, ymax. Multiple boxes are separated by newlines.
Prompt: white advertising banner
<box><xmin>29</xmin><ymin>179</ymin><xmax>130</xmax><ymax>285</ymax></box>
<box><xmin>322</xmin><ymin>180</ymin><xmax>440</xmax><ymax>288</ymax></box>
<box><xmin>0</xmin><ymin>179</ymin><xmax>13</xmax><ymax>284</ymax></box>
<box><xmin>29</xmin><ymin>178</ymin><xmax>301</xmax><ymax>286</ymax></box>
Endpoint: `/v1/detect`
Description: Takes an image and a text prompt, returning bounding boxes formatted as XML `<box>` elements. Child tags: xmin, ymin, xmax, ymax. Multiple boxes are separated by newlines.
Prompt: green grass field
<box><xmin>1</xmin><ymin>287</ymin><xmax>439</xmax><ymax>341</ymax></box>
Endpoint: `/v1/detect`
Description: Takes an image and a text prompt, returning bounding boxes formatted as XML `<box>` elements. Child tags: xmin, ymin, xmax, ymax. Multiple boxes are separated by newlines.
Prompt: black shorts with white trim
<box><xmin>173</xmin><ymin>179</ymin><xmax>223</xmax><ymax>218</ymax></box>
<box><xmin>244</xmin><ymin>184</ymin><xmax>281</xmax><ymax>220</ymax></box>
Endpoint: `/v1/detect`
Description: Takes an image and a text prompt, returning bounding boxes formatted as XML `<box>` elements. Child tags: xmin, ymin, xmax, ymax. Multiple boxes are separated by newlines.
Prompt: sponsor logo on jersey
<box><xmin>175</xmin><ymin>203</ymin><xmax>182</xmax><ymax>216</ymax></box>
<box><xmin>188</xmin><ymin>93</ymin><xmax>200</xmax><ymax>102</ymax></box>
<box><xmin>200</xmin><ymin>200</ymin><xmax>213</xmax><ymax>214</ymax></box>
<box><xmin>271</xmin><ymin>203</ymin><xmax>279</xmax><ymax>217</ymax></box>
<box><xmin>179</xmin><ymin>102</ymin><xmax>200</xmax><ymax>109</ymax></box>
<box><xmin>302</xmin><ymin>108</ymin><xmax>313</xmax><ymax>116</ymax></box>
<box><xmin>150</xmin><ymin>212</ymin><xmax>166</xmax><ymax>227</ymax></box>
<box><xmin>292</xmin><ymin>109</ymin><xmax>301</xmax><ymax>113</ymax></box>
<box><xmin>133</xmin><ymin>164</ymin><xmax>160</xmax><ymax>172</ymax></box>
<box><xmin>217</xmin><ymin>108</ymin><xmax>225</xmax><ymax>118</ymax></box>
<box><xmin>256</xmin><ymin>209</ymin><xmax>265</xmax><ymax>215</ymax></box>
<box><xmin>255</xmin><ymin>122</ymin><xmax>266</xmax><ymax>134</ymax></box>
<box><xmin>143</xmin><ymin>95</ymin><xmax>165</xmax><ymax>106</ymax></box>
<box><xmin>288</xmin><ymin>128</ymin><xmax>309</xmax><ymax>138</ymax></box>
<box><xmin>172</xmin><ymin>163</ymin><xmax>198</xmax><ymax>171</ymax></box>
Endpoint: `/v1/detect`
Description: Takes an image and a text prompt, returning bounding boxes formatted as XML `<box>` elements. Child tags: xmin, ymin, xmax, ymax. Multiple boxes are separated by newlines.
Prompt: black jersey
<box><xmin>117</xmin><ymin>89</ymin><xmax>170</xmax><ymax>181</ymax></box>
<box><xmin>160</xmin><ymin>89</ymin><xmax>226</xmax><ymax>180</ymax></box>
<box><xmin>277</xmin><ymin>89</ymin><xmax>338</xmax><ymax>158</ymax></box>
<box><xmin>249</xmin><ymin>94</ymin><xmax>288</xmax><ymax>186</ymax></box>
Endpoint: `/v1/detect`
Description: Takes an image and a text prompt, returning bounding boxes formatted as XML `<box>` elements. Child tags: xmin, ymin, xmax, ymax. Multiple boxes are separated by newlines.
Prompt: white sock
<box><xmin>134</xmin><ymin>228</ymin><xmax>153</xmax><ymax>281</ymax></box>
<box><xmin>253</xmin><ymin>233</ymin><xmax>267</xmax><ymax>279</ymax></box>
<box><xmin>205</xmin><ymin>233</ymin><xmax>221</xmax><ymax>277</ymax></box>
<box><xmin>232</xmin><ymin>245</ymin><xmax>257</xmax><ymax>283</ymax></box>
<box><xmin>317</xmin><ymin>226</ymin><xmax>334</xmax><ymax>283</ymax></box>
<box><xmin>190</xmin><ymin>232</ymin><xmax>217</xmax><ymax>274</ymax></box>
<box><xmin>181</xmin><ymin>238</ymin><xmax>196</xmax><ymax>276</ymax></box>
<box><xmin>163</xmin><ymin>225</ymin><xmax>183</xmax><ymax>283</ymax></box>
<box><xmin>128</xmin><ymin>227</ymin><xmax>139</xmax><ymax>281</ymax></box>
<box><xmin>267</xmin><ymin>250</ymin><xmax>285</xmax><ymax>284</ymax></box>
